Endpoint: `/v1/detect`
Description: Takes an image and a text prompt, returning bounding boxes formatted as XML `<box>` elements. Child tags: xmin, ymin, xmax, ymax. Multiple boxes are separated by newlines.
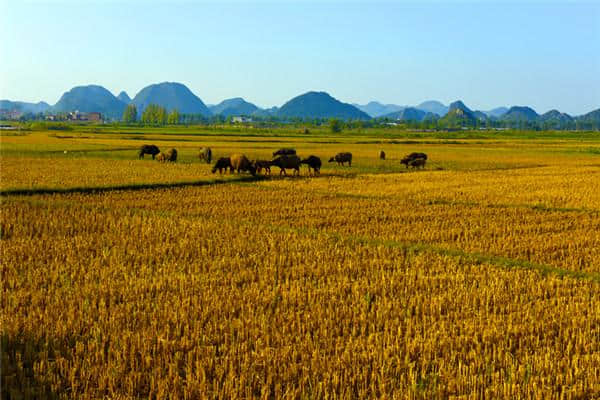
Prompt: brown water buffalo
<box><xmin>138</xmin><ymin>144</ymin><xmax>160</xmax><ymax>159</ymax></box>
<box><xmin>212</xmin><ymin>157</ymin><xmax>232</xmax><ymax>173</ymax></box>
<box><xmin>271</xmin><ymin>154</ymin><xmax>302</xmax><ymax>176</ymax></box>
<box><xmin>199</xmin><ymin>147</ymin><xmax>212</xmax><ymax>164</ymax></box>
<box><xmin>273</xmin><ymin>148</ymin><xmax>297</xmax><ymax>157</ymax></box>
<box><xmin>301</xmin><ymin>155</ymin><xmax>322</xmax><ymax>175</ymax></box>
<box><xmin>230</xmin><ymin>154</ymin><xmax>256</xmax><ymax>175</ymax></box>
<box><xmin>409</xmin><ymin>158</ymin><xmax>426</xmax><ymax>169</ymax></box>
<box><xmin>165</xmin><ymin>148</ymin><xmax>177</xmax><ymax>162</ymax></box>
<box><xmin>253</xmin><ymin>160</ymin><xmax>272</xmax><ymax>175</ymax></box>
<box><xmin>328</xmin><ymin>152</ymin><xmax>352</xmax><ymax>166</ymax></box>
<box><xmin>379</xmin><ymin>150</ymin><xmax>386</xmax><ymax>160</ymax></box>
<box><xmin>401</xmin><ymin>152</ymin><xmax>427</xmax><ymax>168</ymax></box>
<box><xmin>156</xmin><ymin>152</ymin><xmax>167</xmax><ymax>162</ymax></box>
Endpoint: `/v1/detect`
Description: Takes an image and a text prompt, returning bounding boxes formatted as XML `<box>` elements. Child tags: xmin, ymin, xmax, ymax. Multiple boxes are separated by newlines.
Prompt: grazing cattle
<box><xmin>401</xmin><ymin>152</ymin><xmax>428</xmax><ymax>168</ymax></box>
<box><xmin>198</xmin><ymin>147</ymin><xmax>212</xmax><ymax>164</ymax></box>
<box><xmin>138</xmin><ymin>144</ymin><xmax>160</xmax><ymax>159</ymax></box>
<box><xmin>156</xmin><ymin>152</ymin><xmax>166</xmax><ymax>162</ymax></box>
<box><xmin>407</xmin><ymin>152</ymin><xmax>428</xmax><ymax>161</ymax></box>
<box><xmin>328</xmin><ymin>152</ymin><xmax>352</xmax><ymax>166</ymax></box>
<box><xmin>301</xmin><ymin>155</ymin><xmax>322</xmax><ymax>175</ymax></box>
<box><xmin>273</xmin><ymin>148</ymin><xmax>297</xmax><ymax>157</ymax></box>
<box><xmin>271</xmin><ymin>155</ymin><xmax>302</xmax><ymax>176</ymax></box>
<box><xmin>230</xmin><ymin>154</ymin><xmax>256</xmax><ymax>175</ymax></box>
<box><xmin>165</xmin><ymin>148</ymin><xmax>177</xmax><ymax>162</ymax></box>
<box><xmin>409</xmin><ymin>158</ymin><xmax>426</xmax><ymax>169</ymax></box>
<box><xmin>212</xmin><ymin>157</ymin><xmax>232</xmax><ymax>174</ymax></box>
<box><xmin>379</xmin><ymin>150</ymin><xmax>386</xmax><ymax>160</ymax></box>
<box><xmin>253</xmin><ymin>160</ymin><xmax>272</xmax><ymax>175</ymax></box>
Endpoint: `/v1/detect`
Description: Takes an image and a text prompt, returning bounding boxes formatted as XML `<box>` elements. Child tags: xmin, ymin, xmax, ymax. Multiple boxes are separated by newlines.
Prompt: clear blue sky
<box><xmin>1</xmin><ymin>1</ymin><xmax>599</xmax><ymax>115</ymax></box>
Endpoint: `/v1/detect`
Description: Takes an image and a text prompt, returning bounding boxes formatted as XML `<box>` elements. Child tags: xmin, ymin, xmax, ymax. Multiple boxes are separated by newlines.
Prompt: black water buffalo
<box><xmin>253</xmin><ymin>160</ymin><xmax>272</xmax><ymax>175</ymax></box>
<box><xmin>271</xmin><ymin>154</ymin><xmax>302</xmax><ymax>176</ymax></box>
<box><xmin>273</xmin><ymin>148</ymin><xmax>297</xmax><ymax>157</ymax></box>
<box><xmin>379</xmin><ymin>150</ymin><xmax>386</xmax><ymax>160</ymax></box>
<box><xmin>138</xmin><ymin>144</ymin><xmax>160</xmax><ymax>159</ymax></box>
<box><xmin>409</xmin><ymin>158</ymin><xmax>426</xmax><ymax>169</ymax></box>
<box><xmin>301</xmin><ymin>155</ymin><xmax>322</xmax><ymax>175</ymax></box>
<box><xmin>401</xmin><ymin>152</ymin><xmax>427</xmax><ymax>168</ymax></box>
<box><xmin>329</xmin><ymin>152</ymin><xmax>352</xmax><ymax>166</ymax></box>
<box><xmin>212</xmin><ymin>157</ymin><xmax>232</xmax><ymax>174</ymax></box>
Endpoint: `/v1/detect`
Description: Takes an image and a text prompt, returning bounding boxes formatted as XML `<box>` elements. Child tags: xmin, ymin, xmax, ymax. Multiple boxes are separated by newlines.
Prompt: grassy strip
<box><xmin>0</xmin><ymin>175</ymin><xmax>267</xmax><ymax>197</ymax></box>
<box><xmin>267</xmin><ymin>225</ymin><xmax>600</xmax><ymax>284</ymax></box>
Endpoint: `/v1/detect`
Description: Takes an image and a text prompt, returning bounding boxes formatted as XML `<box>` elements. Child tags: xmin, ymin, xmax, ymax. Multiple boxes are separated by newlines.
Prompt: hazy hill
<box><xmin>210</xmin><ymin>97</ymin><xmax>259</xmax><ymax>116</ymax></box>
<box><xmin>0</xmin><ymin>100</ymin><xmax>51</xmax><ymax>114</ymax></box>
<box><xmin>381</xmin><ymin>107</ymin><xmax>426</xmax><ymax>121</ymax></box>
<box><xmin>439</xmin><ymin>100</ymin><xmax>477</xmax><ymax>125</ymax></box>
<box><xmin>472</xmin><ymin>110</ymin><xmax>489</xmax><ymax>121</ymax></box>
<box><xmin>539</xmin><ymin>110</ymin><xmax>573</xmax><ymax>123</ymax></box>
<box><xmin>416</xmin><ymin>100</ymin><xmax>448</xmax><ymax>116</ymax></box>
<box><xmin>575</xmin><ymin>108</ymin><xmax>600</xmax><ymax>123</ymax></box>
<box><xmin>278</xmin><ymin>91</ymin><xmax>371</xmax><ymax>120</ymax></box>
<box><xmin>353</xmin><ymin>101</ymin><xmax>405</xmax><ymax>118</ymax></box>
<box><xmin>131</xmin><ymin>82</ymin><xmax>211</xmax><ymax>116</ymax></box>
<box><xmin>501</xmin><ymin>106</ymin><xmax>539</xmax><ymax>122</ymax></box>
<box><xmin>117</xmin><ymin>91</ymin><xmax>131</xmax><ymax>103</ymax></box>
<box><xmin>484</xmin><ymin>107</ymin><xmax>508</xmax><ymax>118</ymax></box>
<box><xmin>52</xmin><ymin>85</ymin><xmax>126</xmax><ymax>119</ymax></box>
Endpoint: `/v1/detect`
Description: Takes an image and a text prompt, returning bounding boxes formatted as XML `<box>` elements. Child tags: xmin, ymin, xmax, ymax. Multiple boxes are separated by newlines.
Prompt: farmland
<box><xmin>2</xmin><ymin>125</ymin><xmax>600</xmax><ymax>399</ymax></box>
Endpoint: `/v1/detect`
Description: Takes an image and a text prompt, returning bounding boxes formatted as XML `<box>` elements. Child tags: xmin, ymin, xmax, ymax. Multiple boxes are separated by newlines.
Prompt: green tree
<box><xmin>167</xmin><ymin>109</ymin><xmax>180</xmax><ymax>125</ymax></box>
<box><xmin>329</xmin><ymin>118</ymin><xmax>342</xmax><ymax>133</ymax></box>
<box><xmin>141</xmin><ymin>104</ymin><xmax>168</xmax><ymax>125</ymax></box>
<box><xmin>122</xmin><ymin>104</ymin><xmax>137</xmax><ymax>123</ymax></box>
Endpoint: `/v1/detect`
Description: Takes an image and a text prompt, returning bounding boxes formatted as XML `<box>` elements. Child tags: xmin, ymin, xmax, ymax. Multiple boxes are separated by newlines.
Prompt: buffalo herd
<box><xmin>137</xmin><ymin>145</ymin><xmax>428</xmax><ymax>175</ymax></box>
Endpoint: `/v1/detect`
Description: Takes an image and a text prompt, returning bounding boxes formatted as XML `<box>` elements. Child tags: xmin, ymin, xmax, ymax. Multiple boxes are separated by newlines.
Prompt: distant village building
<box><xmin>0</xmin><ymin>109</ymin><xmax>24</xmax><ymax>120</ymax></box>
<box><xmin>87</xmin><ymin>112</ymin><xmax>102</xmax><ymax>121</ymax></box>
<box><xmin>67</xmin><ymin>111</ymin><xmax>102</xmax><ymax>121</ymax></box>
<box><xmin>232</xmin><ymin>116</ymin><xmax>252</xmax><ymax>123</ymax></box>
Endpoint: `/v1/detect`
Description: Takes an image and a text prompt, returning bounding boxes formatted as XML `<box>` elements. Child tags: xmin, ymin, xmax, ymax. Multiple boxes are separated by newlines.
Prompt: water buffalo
<box><xmin>301</xmin><ymin>155</ymin><xmax>322</xmax><ymax>175</ymax></box>
<box><xmin>273</xmin><ymin>148</ymin><xmax>297</xmax><ymax>157</ymax></box>
<box><xmin>271</xmin><ymin>154</ymin><xmax>302</xmax><ymax>176</ymax></box>
<box><xmin>230</xmin><ymin>154</ymin><xmax>256</xmax><ymax>175</ymax></box>
<box><xmin>409</xmin><ymin>158</ymin><xmax>426</xmax><ymax>169</ymax></box>
<box><xmin>212</xmin><ymin>157</ymin><xmax>232</xmax><ymax>174</ymax></box>
<box><xmin>379</xmin><ymin>150</ymin><xmax>386</xmax><ymax>160</ymax></box>
<box><xmin>401</xmin><ymin>152</ymin><xmax>427</xmax><ymax>168</ymax></box>
<box><xmin>156</xmin><ymin>152</ymin><xmax>167</xmax><ymax>162</ymax></box>
<box><xmin>328</xmin><ymin>152</ymin><xmax>352</xmax><ymax>166</ymax></box>
<box><xmin>199</xmin><ymin>147</ymin><xmax>212</xmax><ymax>164</ymax></box>
<box><xmin>165</xmin><ymin>148</ymin><xmax>177</xmax><ymax>162</ymax></box>
<box><xmin>138</xmin><ymin>144</ymin><xmax>160</xmax><ymax>159</ymax></box>
<box><xmin>253</xmin><ymin>160</ymin><xmax>272</xmax><ymax>175</ymax></box>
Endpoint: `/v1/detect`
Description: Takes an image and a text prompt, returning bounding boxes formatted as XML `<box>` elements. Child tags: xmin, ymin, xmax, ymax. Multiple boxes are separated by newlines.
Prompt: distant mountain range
<box><xmin>500</xmin><ymin>106</ymin><xmax>539</xmax><ymax>122</ymax></box>
<box><xmin>0</xmin><ymin>100</ymin><xmax>50</xmax><ymax>114</ymax></box>
<box><xmin>117</xmin><ymin>91</ymin><xmax>131</xmax><ymax>103</ymax></box>
<box><xmin>209</xmin><ymin>97</ymin><xmax>259</xmax><ymax>116</ymax></box>
<box><xmin>416</xmin><ymin>100</ymin><xmax>448</xmax><ymax>116</ymax></box>
<box><xmin>353</xmin><ymin>101</ymin><xmax>405</xmax><ymax>118</ymax></box>
<box><xmin>381</xmin><ymin>107</ymin><xmax>426</xmax><ymax>121</ymax></box>
<box><xmin>53</xmin><ymin>85</ymin><xmax>127</xmax><ymax>119</ymax></box>
<box><xmin>131</xmin><ymin>82</ymin><xmax>211</xmax><ymax>116</ymax></box>
<box><xmin>278</xmin><ymin>91</ymin><xmax>370</xmax><ymax>120</ymax></box>
<box><xmin>2</xmin><ymin>82</ymin><xmax>598</xmax><ymax>127</ymax></box>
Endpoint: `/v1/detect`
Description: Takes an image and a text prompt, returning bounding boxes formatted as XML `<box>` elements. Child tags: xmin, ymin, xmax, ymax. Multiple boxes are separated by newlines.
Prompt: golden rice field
<box><xmin>1</xmin><ymin>128</ymin><xmax>600</xmax><ymax>399</ymax></box>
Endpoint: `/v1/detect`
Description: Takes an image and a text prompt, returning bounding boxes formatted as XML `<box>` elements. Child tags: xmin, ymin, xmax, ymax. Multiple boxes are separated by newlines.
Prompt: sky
<box><xmin>1</xmin><ymin>1</ymin><xmax>599</xmax><ymax>115</ymax></box>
